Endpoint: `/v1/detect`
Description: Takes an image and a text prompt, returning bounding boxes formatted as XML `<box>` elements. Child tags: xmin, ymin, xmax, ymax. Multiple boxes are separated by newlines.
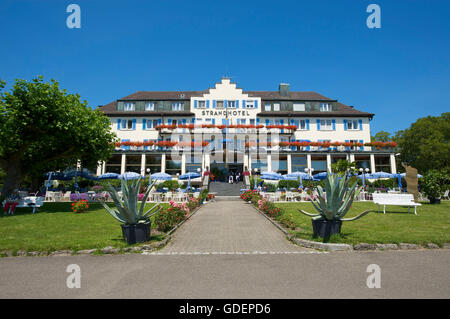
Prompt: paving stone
<box><xmin>426</xmin><ymin>243</ymin><xmax>440</xmax><ymax>249</ymax></box>
<box><xmin>161</xmin><ymin>201</ymin><xmax>313</xmax><ymax>253</ymax></box>
<box><xmin>376</xmin><ymin>243</ymin><xmax>399</xmax><ymax>250</ymax></box>
<box><xmin>78</xmin><ymin>249</ymin><xmax>97</xmax><ymax>255</ymax></box>
<box><xmin>101</xmin><ymin>246</ymin><xmax>120</xmax><ymax>254</ymax></box>
<box><xmin>399</xmin><ymin>243</ymin><xmax>420</xmax><ymax>250</ymax></box>
<box><xmin>443</xmin><ymin>243</ymin><xmax>450</xmax><ymax>249</ymax></box>
<box><xmin>28</xmin><ymin>251</ymin><xmax>39</xmax><ymax>256</ymax></box>
<box><xmin>50</xmin><ymin>250</ymin><xmax>73</xmax><ymax>256</ymax></box>
<box><xmin>354</xmin><ymin>243</ymin><xmax>377</xmax><ymax>250</ymax></box>
<box><xmin>16</xmin><ymin>250</ymin><xmax>27</xmax><ymax>256</ymax></box>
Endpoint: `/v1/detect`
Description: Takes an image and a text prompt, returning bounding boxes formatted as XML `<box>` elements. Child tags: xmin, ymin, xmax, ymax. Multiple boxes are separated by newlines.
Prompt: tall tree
<box><xmin>371</xmin><ymin>130</ymin><xmax>392</xmax><ymax>142</ymax></box>
<box><xmin>394</xmin><ymin>113</ymin><xmax>449</xmax><ymax>173</ymax></box>
<box><xmin>0</xmin><ymin>77</ymin><xmax>117</xmax><ymax>199</ymax></box>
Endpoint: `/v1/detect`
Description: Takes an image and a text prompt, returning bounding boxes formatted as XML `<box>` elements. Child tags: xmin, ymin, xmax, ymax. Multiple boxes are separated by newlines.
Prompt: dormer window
<box><xmin>172</xmin><ymin>102</ymin><xmax>184</xmax><ymax>111</ymax></box>
<box><xmin>124</xmin><ymin>102</ymin><xmax>135</xmax><ymax>111</ymax></box>
<box><xmin>320</xmin><ymin>103</ymin><xmax>331</xmax><ymax>112</ymax></box>
<box><xmin>198</xmin><ymin>100</ymin><xmax>206</xmax><ymax>108</ymax></box>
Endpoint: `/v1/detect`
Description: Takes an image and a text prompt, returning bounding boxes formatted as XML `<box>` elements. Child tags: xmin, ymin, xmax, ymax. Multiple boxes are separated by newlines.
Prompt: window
<box><xmin>145</xmin><ymin>119</ymin><xmax>159</xmax><ymax>129</ymax></box>
<box><xmin>320</xmin><ymin>103</ymin><xmax>331</xmax><ymax>112</ymax></box>
<box><xmin>350</xmin><ymin>139</ymin><xmax>359</xmax><ymax>150</ymax></box>
<box><xmin>273</xmin><ymin>103</ymin><xmax>280</xmax><ymax>111</ymax></box>
<box><xmin>121</xmin><ymin>119</ymin><xmax>133</xmax><ymax>130</ymax></box>
<box><xmin>145</xmin><ymin>102</ymin><xmax>154</xmax><ymax>111</ymax></box>
<box><xmin>246</xmin><ymin>100</ymin><xmax>255</xmax><ymax>108</ymax></box>
<box><xmin>347</xmin><ymin>119</ymin><xmax>359</xmax><ymax>130</ymax></box>
<box><xmin>250</xmin><ymin>119</ymin><xmax>255</xmax><ymax>125</ymax></box>
<box><xmin>198</xmin><ymin>101</ymin><xmax>206</xmax><ymax>108</ymax></box>
<box><xmin>265</xmin><ymin>103</ymin><xmax>271</xmax><ymax>111</ymax></box>
<box><xmin>240</xmin><ymin>119</ymin><xmax>246</xmax><ymax>124</ymax></box>
<box><xmin>293</xmin><ymin>103</ymin><xmax>305</xmax><ymax>111</ymax></box>
<box><xmin>172</xmin><ymin>102</ymin><xmax>184</xmax><ymax>111</ymax></box>
<box><xmin>320</xmin><ymin>119</ymin><xmax>332</xmax><ymax>130</ymax></box>
<box><xmin>299</xmin><ymin>119</ymin><xmax>307</xmax><ymax>130</ymax></box>
<box><xmin>216</xmin><ymin>100</ymin><xmax>224</xmax><ymax>108</ymax></box>
<box><xmin>228</xmin><ymin>101</ymin><xmax>236</xmax><ymax>108</ymax></box>
<box><xmin>124</xmin><ymin>102</ymin><xmax>135</xmax><ymax>111</ymax></box>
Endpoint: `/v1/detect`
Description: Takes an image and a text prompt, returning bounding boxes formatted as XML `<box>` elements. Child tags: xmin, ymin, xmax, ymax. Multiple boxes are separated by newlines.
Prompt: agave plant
<box><xmin>299</xmin><ymin>173</ymin><xmax>371</xmax><ymax>221</ymax></box>
<box><xmin>100</xmin><ymin>177</ymin><xmax>159</xmax><ymax>225</ymax></box>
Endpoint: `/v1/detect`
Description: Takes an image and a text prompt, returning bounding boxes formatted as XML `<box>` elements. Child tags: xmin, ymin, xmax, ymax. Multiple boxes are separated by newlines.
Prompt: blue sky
<box><xmin>1</xmin><ymin>0</ymin><xmax>449</xmax><ymax>135</ymax></box>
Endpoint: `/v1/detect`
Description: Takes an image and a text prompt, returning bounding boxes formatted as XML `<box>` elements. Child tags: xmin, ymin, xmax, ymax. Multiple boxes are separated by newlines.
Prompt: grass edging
<box><xmin>248</xmin><ymin>201</ymin><xmax>450</xmax><ymax>252</ymax></box>
<box><xmin>0</xmin><ymin>201</ymin><xmax>208</xmax><ymax>258</ymax></box>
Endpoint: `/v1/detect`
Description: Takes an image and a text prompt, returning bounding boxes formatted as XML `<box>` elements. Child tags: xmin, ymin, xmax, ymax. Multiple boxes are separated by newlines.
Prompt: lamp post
<box><xmin>146</xmin><ymin>168</ymin><xmax>151</xmax><ymax>188</ymax></box>
<box><xmin>359</xmin><ymin>167</ymin><xmax>370</xmax><ymax>189</ymax></box>
<box><xmin>253</xmin><ymin>168</ymin><xmax>259</xmax><ymax>190</ymax></box>
<box><xmin>304</xmin><ymin>167</ymin><xmax>314</xmax><ymax>176</ymax></box>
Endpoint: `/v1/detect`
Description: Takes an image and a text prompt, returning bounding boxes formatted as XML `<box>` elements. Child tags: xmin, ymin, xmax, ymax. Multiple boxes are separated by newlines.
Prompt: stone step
<box><xmin>214</xmin><ymin>196</ymin><xmax>241</xmax><ymax>201</ymax></box>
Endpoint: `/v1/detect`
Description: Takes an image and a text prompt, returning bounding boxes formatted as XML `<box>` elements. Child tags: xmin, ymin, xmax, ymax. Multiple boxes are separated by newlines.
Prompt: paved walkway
<box><xmin>209</xmin><ymin>181</ymin><xmax>243</xmax><ymax>196</ymax></box>
<box><xmin>161</xmin><ymin>200</ymin><xmax>312</xmax><ymax>253</ymax></box>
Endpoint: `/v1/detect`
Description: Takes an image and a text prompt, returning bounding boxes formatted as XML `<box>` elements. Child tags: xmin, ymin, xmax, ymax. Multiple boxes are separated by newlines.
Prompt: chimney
<box><xmin>279</xmin><ymin>83</ymin><xmax>290</xmax><ymax>97</ymax></box>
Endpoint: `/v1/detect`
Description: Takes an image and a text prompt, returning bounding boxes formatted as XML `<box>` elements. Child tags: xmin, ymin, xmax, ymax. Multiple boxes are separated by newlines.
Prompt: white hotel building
<box><xmin>98</xmin><ymin>78</ymin><xmax>396</xmax><ymax>178</ymax></box>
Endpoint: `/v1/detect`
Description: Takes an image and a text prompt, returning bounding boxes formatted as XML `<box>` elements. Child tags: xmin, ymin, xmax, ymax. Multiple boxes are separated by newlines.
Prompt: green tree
<box><xmin>0</xmin><ymin>77</ymin><xmax>117</xmax><ymax>199</ymax></box>
<box><xmin>371</xmin><ymin>130</ymin><xmax>392</xmax><ymax>142</ymax></box>
<box><xmin>331</xmin><ymin>159</ymin><xmax>357</xmax><ymax>176</ymax></box>
<box><xmin>394</xmin><ymin>113</ymin><xmax>449</xmax><ymax>173</ymax></box>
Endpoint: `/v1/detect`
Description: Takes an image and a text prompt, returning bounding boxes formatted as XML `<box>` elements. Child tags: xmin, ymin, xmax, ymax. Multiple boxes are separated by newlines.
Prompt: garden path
<box><xmin>160</xmin><ymin>200</ymin><xmax>313</xmax><ymax>253</ymax></box>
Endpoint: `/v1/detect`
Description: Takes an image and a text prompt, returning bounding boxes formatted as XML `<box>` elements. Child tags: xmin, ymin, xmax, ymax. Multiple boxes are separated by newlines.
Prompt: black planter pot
<box><xmin>121</xmin><ymin>221</ymin><xmax>151</xmax><ymax>245</ymax></box>
<box><xmin>311</xmin><ymin>219</ymin><xmax>342</xmax><ymax>238</ymax></box>
<box><xmin>429</xmin><ymin>198</ymin><xmax>441</xmax><ymax>204</ymax></box>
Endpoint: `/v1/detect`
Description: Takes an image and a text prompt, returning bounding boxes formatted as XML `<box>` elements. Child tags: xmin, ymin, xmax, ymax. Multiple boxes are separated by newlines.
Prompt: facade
<box><xmin>98</xmin><ymin>78</ymin><xmax>396</xmax><ymax>178</ymax></box>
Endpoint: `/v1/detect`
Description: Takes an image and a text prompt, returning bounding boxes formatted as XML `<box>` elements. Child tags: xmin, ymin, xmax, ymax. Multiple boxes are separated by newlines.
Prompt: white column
<box><xmin>161</xmin><ymin>153</ymin><xmax>166</xmax><ymax>173</ymax></box>
<box><xmin>287</xmin><ymin>154</ymin><xmax>292</xmax><ymax>174</ymax></box>
<box><xmin>181</xmin><ymin>153</ymin><xmax>186</xmax><ymax>175</ymax></box>
<box><xmin>326</xmin><ymin>154</ymin><xmax>332</xmax><ymax>173</ymax></box>
<box><xmin>349</xmin><ymin>153</ymin><xmax>355</xmax><ymax>163</ymax></box>
<box><xmin>370</xmin><ymin>154</ymin><xmax>376</xmax><ymax>173</ymax></box>
<box><xmin>307</xmin><ymin>154</ymin><xmax>312</xmax><ymax>175</ymax></box>
<box><xmin>102</xmin><ymin>161</ymin><xmax>106</xmax><ymax>174</ymax></box>
<box><xmin>267</xmin><ymin>154</ymin><xmax>272</xmax><ymax>172</ymax></box>
<box><xmin>96</xmin><ymin>161</ymin><xmax>102</xmax><ymax>176</ymax></box>
<box><xmin>390</xmin><ymin>153</ymin><xmax>397</xmax><ymax>174</ymax></box>
<box><xmin>248</xmin><ymin>154</ymin><xmax>252</xmax><ymax>171</ymax></box>
<box><xmin>120</xmin><ymin>154</ymin><xmax>126</xmax><ymax>174</ymax></box>
<box><xmin>140</xmin><ymin>154</ymin><xmax>146</xmax><ymax>176</ymax></box>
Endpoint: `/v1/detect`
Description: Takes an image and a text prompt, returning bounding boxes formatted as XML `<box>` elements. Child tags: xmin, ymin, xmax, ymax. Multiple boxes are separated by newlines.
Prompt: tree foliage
<box><xmin>0</xmin><ymin>76</ymin><xmax>117</xmax><ymax>198</ymax></box>
<box><xmin>394</xmin><ymin>113</ymin><xmax>449</xmax><ymax>173</ymax></box>
<box><xmin>371</xmin><ymin>130</ymin><xmax>392</xmax><ymax>142</ymax></box>
<box><xmin>331</xmin><ymin>159</ymin><xmax>357</xmax><ymax>176</ymax></box>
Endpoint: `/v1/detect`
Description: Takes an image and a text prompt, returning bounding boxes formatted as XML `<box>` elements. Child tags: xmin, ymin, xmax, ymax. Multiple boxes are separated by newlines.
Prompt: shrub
<box><xmin>156</xmin><ymin>180</ymin><xmax>181</xmax><ymax>191</ymax></box>
<box><xmin>257</xmin><ymin>198</ymin><xmax>281</xmax><ymax>218</ymax></box>
<box><xmin>278</xmin><ymin>180</ymin><xmax>300</xmax><ymax>189</ymax></box>
<box><xmin>154</xmin><ymin>201</ymin><xmax>190</xmax><ymax>232</ymax></box>
<box><xmin>240</xmin><ymin>190</ymin><xmax>261</xmax><ymax>202</ymax></box>
<box><xmin>71</xmin><ymin>200</ymin><xmax>89</xmax><ymax>213</ymax></box>
<box><xmin>421</xmin><ymin>170</ymin><xmax>450</xmax><ymax>200</ymax></box>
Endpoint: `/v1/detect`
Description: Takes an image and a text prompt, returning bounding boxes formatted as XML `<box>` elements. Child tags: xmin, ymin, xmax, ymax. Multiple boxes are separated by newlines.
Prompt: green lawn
<box><xmin>275</xmin><ymin>201</ymin><xmax>450</xmax><ymax>246</ymax></box>
<box><xmin>0</xmin><ymin>202</ymin><xmax>169</xmax><ymax>253</ymax></box>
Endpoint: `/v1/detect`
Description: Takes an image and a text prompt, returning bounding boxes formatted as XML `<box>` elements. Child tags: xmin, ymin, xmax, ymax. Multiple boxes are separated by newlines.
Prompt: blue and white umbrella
<box><xmin>150</xmin><ymin>172</ymin><xmax>172</xmax><ymax>180</ymax></box>
<box><xmin>178</xmin><ymin>172</ymin><xmax>201</xmax><ymax>180</ymax></box>
<box><xmin>97</xmin><ymin>172</ymin><xmax>120</xmax><ymax>180</ymax></box>
<box><xmin>400</xmin><ymin>172</ymin><xmax>423</xmax><ymax>178</ymax></box>
<box><xmin>261</xmin><ymin>173</ymin><xmax>283</xmax><ymax>180</ymax></box>
<box><xmin>371</xmin><ymin>171</ymin><xmax>395</xmax><ymax>178</ymax></box>
<box><xmin>313</xmin><ymin>172</ymin><xmax>328</xmax><ymax>180</ymax></box>
<box><xmin>120</xmin><ymin>172</ymin><xmax>143</xmax><ymax>180</ymax></box>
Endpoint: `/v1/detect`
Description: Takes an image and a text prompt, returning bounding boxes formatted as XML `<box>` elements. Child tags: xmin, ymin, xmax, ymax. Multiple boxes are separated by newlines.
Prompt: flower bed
<box><xmin>71</xmin><ymin>200</ymin><xmax>89</xmax><ymax>213</ymax></box>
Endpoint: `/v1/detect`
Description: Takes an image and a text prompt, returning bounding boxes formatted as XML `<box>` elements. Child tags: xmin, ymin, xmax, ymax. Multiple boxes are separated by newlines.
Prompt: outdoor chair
<box><xmin>443</xmin><ymin>190</ymin><xmax>449</xmax><ymax>200</ymax></box>
<box><xmin>63</xmin><ymin>191</ymin><xmax>71</xmax><ymax>201</ymax></box>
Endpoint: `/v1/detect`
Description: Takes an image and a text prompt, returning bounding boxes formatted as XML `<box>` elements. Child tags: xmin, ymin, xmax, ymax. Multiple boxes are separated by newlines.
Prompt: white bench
<box><xmin>2</xmin><ymin>196</ymin><xmax>44</xmax><ymax>214</ymax></box>
<box><xmin>372</xmin><ymin>193</ymin><xmax>421</xmax><ymax>215</ymax></box>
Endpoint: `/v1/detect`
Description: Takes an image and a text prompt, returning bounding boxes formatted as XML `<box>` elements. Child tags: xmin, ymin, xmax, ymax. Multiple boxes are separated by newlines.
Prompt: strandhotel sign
<box><xmin>201</xmin><ymin>109</ymin><xmax>252</xmax><ymax>117</ymax></box>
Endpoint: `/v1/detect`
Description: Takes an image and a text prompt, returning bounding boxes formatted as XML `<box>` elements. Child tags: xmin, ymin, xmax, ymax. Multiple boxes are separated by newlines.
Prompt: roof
<box><xmin>99</xmin><ymin>91</ymin><xmax>373</xmax><ymax>118</ymax></box>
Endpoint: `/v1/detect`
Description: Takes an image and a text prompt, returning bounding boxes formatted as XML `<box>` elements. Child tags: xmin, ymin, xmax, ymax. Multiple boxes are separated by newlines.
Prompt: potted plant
<box><xmin>421</xmin><ymin>170</ymin><xmax>449</xmax><ymax>204</ymax></box>
<box><xmin>298</xmin><ymin>173</ymin><xmax>373</xmax><ymax>239</ymax></box>
<box><xmin>100</xmin><ymin>177</ymin><xmax>160</xmax><ymax>244</ymax></box>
